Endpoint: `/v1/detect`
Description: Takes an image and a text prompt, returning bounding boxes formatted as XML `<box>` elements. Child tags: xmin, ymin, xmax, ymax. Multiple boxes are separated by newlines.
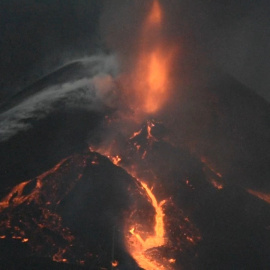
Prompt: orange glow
<box><xmin>91</xmin><ymin>160</ymin><xmax>99</xmax><ymax>165</ymax></box>
<box><xmin>0</xmin><ymin>180</ymin><xmax>31</xmax><ymax>209</ymax></box>
<box><xmin>147</xmin><ymin>0</ymin><xmax>162</xmax><ymax>25</ymax></box>
<box><xmin>131</xmin><ymin>0</ymin><xmax>176</xmax><ymax>114</ymax></box>
<box><xmin>126</xmin><ymin>179</ymin><xmax>168</xmax><ymax>270</ymax></box>
<box><xmin>0</xmin><ymin>158</ymin><xmax>68</xmax><ymax>210</ymax></box>
<box><xmin>141</xmin><ymin>181</ymin><xmax>166</xmax><ymax>247</ymax></box>
<box><xmin>98</xmin><ymin>135</ymin><xmax>171</xmax><ymax>269</ymax></box>
<box><xmin>201</xmin><ymin>157</ymin><xmax>224</xmax><ymax>189</ymax></box>
<box><xmin>0</xmin><ymin>156</ymin><xmax>86</xmax><ymax>264</ymax></box>
<box><xmin>210</xmin><ymin>178</ymin><xmax>224</xmax><ymax>190</ymax></box>
<box><xmin>247</xmin><ymin>189</ymin><xmax>270</xmax><ymax>204</ymax></box>
<box><xmin>111</xmin><ymin>155</ymin><xmax>122</xmax><ymax>166</ymax></box>
<box><xmin>146</xmin><ymin>120</ymin><xmax>156</xmax><ymax>140</ymax></box>
<box><xmin>111</xmin><ymin>260</ymin><xmax>119</xmax><ymax>267</ymax></box>
<box><xmin>53</xmin><ymin>248</ymin><xmax>68</xmax><ymax>263</ymax></box>
<box><xmin>130</xmin><ymin>129</ymin><xmax>143</xmax><ymax>139</ymax></box>
<box><xmin>95</xmin><ymin>120</ymin><xmax>174</xmax><ymax>268</ymax></box>
<box><xmin>144</xmin><ymin>50</ymin><xmax>170</xmax><ymax>113</ymax></box>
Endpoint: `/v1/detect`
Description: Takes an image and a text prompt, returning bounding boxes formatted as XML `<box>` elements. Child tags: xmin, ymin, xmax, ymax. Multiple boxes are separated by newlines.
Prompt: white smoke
<box><xmin>0</xmin><ymin>54</ymin><xmax>119</xmax><ymax>142</ymax></box>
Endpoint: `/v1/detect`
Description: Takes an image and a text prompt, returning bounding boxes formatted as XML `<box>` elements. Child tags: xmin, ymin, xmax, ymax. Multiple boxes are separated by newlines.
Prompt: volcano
<box><xmin>0</xmin><ymin>55</ymin><xmax>270</xmax><ymax>269</ymax></box>
<box><xmin>1</xmin><ymin>0</ymin><xmax>270</xmax><ymax>268</ymax></box>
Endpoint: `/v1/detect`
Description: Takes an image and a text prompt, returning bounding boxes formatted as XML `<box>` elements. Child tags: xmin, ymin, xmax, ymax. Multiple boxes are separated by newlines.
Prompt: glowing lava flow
<box><xmin>128</xmin><ymin>181</ymin><xmax>167</xmax><ymax>270</ymax></box>
<box><xmin>104</xmin><ymin>153</ymin><xmax>169</xmax><ymax>270</ymax></box>
<box><xmin>132</xmin><ymin>0</ymin><xmax>175</xmax><ymax>114</ymax></box>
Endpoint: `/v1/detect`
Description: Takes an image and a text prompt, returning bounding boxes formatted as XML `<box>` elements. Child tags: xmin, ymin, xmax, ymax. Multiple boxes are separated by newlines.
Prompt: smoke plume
<box><xmin>0</xmin><ymin>54</ymin><xmax>119</xmax><ymax>141</ymax></box>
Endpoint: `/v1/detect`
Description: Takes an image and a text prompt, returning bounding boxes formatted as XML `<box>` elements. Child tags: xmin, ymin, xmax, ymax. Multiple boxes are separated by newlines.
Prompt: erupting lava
<box><xmin>101</xmin><ymin>147</ymin><xmax>169</xmax><ymax>269</ymax></box>
<box><xmin>101</xmin><ymin>120</ymin><xmax>184</xmax><ymax>269</ymax></box>
<box><xmin>119</xmin><ymin>1</ymin><xmax>177</xmax><ymax>261</ymax></box>
<box><xmin>127</xmin><ymin>181</ymin><xmax>167</xmax><ymax>270</ymax></box>
<box><xmin>132</xmin><ymin>0</ymin><xmax>175</xmax><ymax>114</ymax></box>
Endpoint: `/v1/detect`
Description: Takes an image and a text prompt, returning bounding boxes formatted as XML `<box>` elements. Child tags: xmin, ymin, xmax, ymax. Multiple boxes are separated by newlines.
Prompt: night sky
<box><xmin>0</xmin><ymin>0</ymin><xmax>269</xmax><ymax>101</ymax></box>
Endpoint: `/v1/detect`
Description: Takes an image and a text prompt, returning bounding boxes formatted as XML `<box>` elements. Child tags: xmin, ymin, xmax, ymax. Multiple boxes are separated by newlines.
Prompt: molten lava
<box><xmin>132</xmin><ymin>0</ymin><xmax>175</xmax><ymax>114</ymax></box>
<box><xmin>103</xmin><ymin>150</ymin><xmax>168</xmax><ymax>266</ymax></box>
<box><xmin>127</xmin><ymin>180</ymin><xmax>167</xmax><ymax>270</ymax></box>
<box><xmin>99</xmin><ymin>124</ymin><xmax>174</xmax><ymax>269</ymax></box>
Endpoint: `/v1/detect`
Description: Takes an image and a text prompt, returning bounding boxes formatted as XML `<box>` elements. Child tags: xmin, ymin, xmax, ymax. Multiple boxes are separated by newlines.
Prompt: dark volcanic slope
<box><xmin>0</xmin><ymin>58</ymin><xmax>111</xmax><ymax>114</ymax></box>
<box><xmin>0</xmin><ymin>152</ymin><xmax>143</xmax><ymax>269</ymax></box>
<box><xmin>0</xmin><ymin>57</ymin><xmax>115</xmax><ymax>192</ymax></box>
<box><xmin>0</xmin><ymin>109</ymin><xmax>104</xmax><ymax>194</ymax></box>
<box><xmin>165</xmin><ymin>72</ymin><xmax>270</xmax><ymax>193</ymax></box>
<box><xmin>117</xmin><ymin>121</ymin><xmax>270</xmax><ymax>269</ymax></box>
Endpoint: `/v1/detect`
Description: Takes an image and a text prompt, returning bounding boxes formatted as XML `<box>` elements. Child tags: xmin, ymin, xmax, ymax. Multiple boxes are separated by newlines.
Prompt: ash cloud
<box><xmin>0</xmin><ymin>54</ymin><xmax>119</xmax><ymax>141</ymax></box>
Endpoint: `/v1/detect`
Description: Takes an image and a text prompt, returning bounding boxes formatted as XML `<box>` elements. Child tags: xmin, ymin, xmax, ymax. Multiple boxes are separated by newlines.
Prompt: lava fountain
<box><xmin>129</xmin><ymin>0</ymin><xmax>176</xmax><ymax>115</ymax></box>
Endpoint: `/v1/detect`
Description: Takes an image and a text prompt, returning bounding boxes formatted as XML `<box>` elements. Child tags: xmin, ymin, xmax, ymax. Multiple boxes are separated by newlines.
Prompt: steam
<box><xmin>0</xmin><ymin>54</ymin><xmax>119</xmax><ymax>142</ymax></box>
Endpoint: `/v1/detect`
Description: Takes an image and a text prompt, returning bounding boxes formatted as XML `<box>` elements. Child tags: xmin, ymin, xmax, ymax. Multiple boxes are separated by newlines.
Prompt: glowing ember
<box><xmin>130</xmin><ymin>129</ymin><xmax>143</xmax><ymax>139</ymax></box>
<box><xmin>210</xmin><ymin>178</ymin><xmax>224</xmax><ymax>190</ymax></box>
<box><xmin>111</xmin><ymin>260</ymin><xmax>119</xmax><ymax>267</ymax></box>
<box><xmin>168</xmin><ymin>258</ymin><xmax>176</xmax><ymax>264</ymax></box>
<box><xmin>111</xmin><ymin>155</ymin><xmax>122</xmax><ymax>166</ymax></box>
<box><xmin>53</xmin><ymin>248</ymin><xmax>68</xmax><ymax>263</ymax></box>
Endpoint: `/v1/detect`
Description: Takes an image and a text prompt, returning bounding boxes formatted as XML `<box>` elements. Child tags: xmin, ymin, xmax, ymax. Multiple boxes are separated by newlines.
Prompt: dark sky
<box><xmin>0</xmin><ymin>0</ymin><xmax>269</xmax><ymax>101</ymax></box>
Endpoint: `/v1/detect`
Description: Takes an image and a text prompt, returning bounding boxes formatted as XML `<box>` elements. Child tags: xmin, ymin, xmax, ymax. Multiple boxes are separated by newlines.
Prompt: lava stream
<box><xmin>128</xmin><ymin>180</ymin><xmax>167</xmax><ymax>270</ymax></box>
<box><xmin>103</xmin><ymin>151</ymin><xmax>169</xmax><ymax>269</ymax></box>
